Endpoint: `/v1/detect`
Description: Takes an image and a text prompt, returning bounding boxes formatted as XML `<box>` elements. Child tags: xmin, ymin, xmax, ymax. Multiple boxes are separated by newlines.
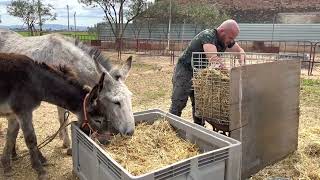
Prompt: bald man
<box><xmin>169</xmin><ymin>19</ymin><xmax>245</xmax><ymax>126</ymax></box>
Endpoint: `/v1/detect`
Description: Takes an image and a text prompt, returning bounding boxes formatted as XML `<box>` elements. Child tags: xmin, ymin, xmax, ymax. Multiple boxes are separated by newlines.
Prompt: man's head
<box><xmin>216</xmin><ymin>19</ymin><xmax>240</xmax><ymax>46</ymax></box>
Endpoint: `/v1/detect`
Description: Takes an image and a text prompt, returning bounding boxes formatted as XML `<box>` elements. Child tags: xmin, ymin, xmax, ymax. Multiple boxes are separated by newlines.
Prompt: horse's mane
<box><xmin>36</xmin><ymin>61</ymin><xmax>86</xmax><ymax>91</ymax></box>
<box><xmin>0</xmin><ymin>52</ymin><xmax>86</xmax><ymax>91</ymax></box>
<box><xmin>62</xmin><ymin>35</ymin><xmax>112</xmax><ymax>71</ymax></box>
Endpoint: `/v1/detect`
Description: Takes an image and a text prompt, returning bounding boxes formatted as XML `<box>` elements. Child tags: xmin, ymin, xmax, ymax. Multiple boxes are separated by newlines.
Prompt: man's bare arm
<box><xmin>227</xmin><ymin>42</ymin><xmax>245</xmax><ymax>64</ymax></box>
<box><xmin>203</xmin><ymin>43</ymin><xmax>222</xmax><ymax>63</ymax></box>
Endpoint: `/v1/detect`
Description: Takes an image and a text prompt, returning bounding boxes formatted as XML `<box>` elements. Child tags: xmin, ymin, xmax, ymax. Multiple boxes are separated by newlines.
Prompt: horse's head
<box><xmin>84</xmin><ymin>56</ymin><xmax>134</xmax><ymax>139</ymax></box>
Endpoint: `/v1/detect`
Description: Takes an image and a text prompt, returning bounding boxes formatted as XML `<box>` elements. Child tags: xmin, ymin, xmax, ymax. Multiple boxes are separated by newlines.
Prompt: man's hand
<box><xmin>227</xmin><ymin>42</ymin><xmax>246</xmax><ymax>66</ymax></box>
<box><xmin>238</xmin><ymin>53</ymin><xmax>246</xmax><ymax>65</ymax></box>
<box><xmin>203</xmin><ymin>44</ymin><xmax>226</xmax><ymax>69</ymax></box>
<box><xmin>209</xmin><ymin>56</ymin><xmax>225</xmax><ymax>69</ymax></box>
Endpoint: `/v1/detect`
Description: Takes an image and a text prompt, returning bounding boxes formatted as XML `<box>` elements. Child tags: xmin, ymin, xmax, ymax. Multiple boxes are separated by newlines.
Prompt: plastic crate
<box><xmin>71</xmin><ymin>109</ymin><xmax>242</xmax><ymax>180</ymax></box>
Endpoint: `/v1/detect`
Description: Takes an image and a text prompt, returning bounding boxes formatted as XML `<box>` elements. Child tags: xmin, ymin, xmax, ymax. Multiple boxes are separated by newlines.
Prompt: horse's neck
<box><xmin>36</xmin><ymin>68</ymin><xmax>87</xmax><ymax>114</ymax></box>
<box><xmin>1</xmin><ymin>34</ymin><xmax>101</xmax><ymax>86</ymax></box>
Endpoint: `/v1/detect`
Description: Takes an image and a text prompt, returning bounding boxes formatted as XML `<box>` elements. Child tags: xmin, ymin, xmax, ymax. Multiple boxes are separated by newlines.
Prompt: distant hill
<box><xmin>0</xmin><ymin>24</ymin><xmax>23</xmax><ymax>29</ymax></box>
<box><xmin>0</xmin><ymin>24</ymin><xmax>88</xmax><ymax>31</ymax></box>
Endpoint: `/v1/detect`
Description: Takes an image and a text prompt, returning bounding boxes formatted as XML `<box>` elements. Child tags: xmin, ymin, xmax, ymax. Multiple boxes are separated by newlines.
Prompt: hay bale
<box><xmin>103</xmin><ymin>119</ymin><xmax>200</xmax><ymax>176</ymax></box>
<box><xmin>192</xmin><ymin>68</ymin><xmax>230</xmax><ymax>125</ymax></box>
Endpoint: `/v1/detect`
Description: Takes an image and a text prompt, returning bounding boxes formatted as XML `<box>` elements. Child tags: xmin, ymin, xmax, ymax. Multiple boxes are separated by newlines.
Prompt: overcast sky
<box><xmin>0</xmin><ymin>0</ymin><xmax>154</xmax><ymax>27</ymax></box>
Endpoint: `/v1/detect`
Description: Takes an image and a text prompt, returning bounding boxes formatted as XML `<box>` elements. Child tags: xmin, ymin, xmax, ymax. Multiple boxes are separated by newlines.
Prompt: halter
<box><xmin>81</xmin><ymin>93</ymin><xmax>98</xmax><ymax>136</ymax></box>
<box><xmin>81</xmin><ymin>93</ymin><xmax>112</xmax><ymax>140</ymax></box>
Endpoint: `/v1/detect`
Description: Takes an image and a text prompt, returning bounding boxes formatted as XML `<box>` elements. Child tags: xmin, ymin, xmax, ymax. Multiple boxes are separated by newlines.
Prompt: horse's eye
<box><xmin>115</xmin><ymin>75</ymin><xmax>121</xmax><ymax>81</ymax></box>
<box><xmin>95</xmin><ymin>119</ymin><xmax>102</xmax><ymax>125</ymax></box>
<box><xmin>114</xmin><ymin>101</ymin><xmax>121</xmax><ymax>106</ymax></box>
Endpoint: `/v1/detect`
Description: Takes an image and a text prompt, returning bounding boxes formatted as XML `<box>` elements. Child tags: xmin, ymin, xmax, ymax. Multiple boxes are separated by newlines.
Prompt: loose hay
<box><xmin>192</xmin><ymin>68</ymin><xmax>230</xmax><ymax>125</ymax></box>
<box><xmin>304</xmin><ymin>142</ymin><xmax>320</xmax><ymax>158</ymax></box>
<box><xmin>103</xmin><ymin>119</ymin><xmax>200</xmax><ymax>176</ymax></box>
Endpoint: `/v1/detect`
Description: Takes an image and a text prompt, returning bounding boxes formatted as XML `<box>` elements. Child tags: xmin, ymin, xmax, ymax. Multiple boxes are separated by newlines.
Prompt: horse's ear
<box><xmin>94</xmin><ymin>56</ymin><xmax>105</xmax><ymax>74</ymax></box>
<box><xmin>87</xmin><ymin>73</ymin><xmax>107</xmax><ymax>110</ymax></box>
<box><xmin>98</xmin><ymin>72</ymin><xmax>105</xmax><ymax>91</ymax></box>
<box><xmin>87</xmin><ymin>85</ymin><xmax>99</xmax><ymax>111</ymax></box>
<box><xmin>102</xmin><ymin>71</ymin><xmax>115</xmax><ymax>88</ymax></box>
<box><xmin>119</xmin><ymin>56</ymin><xmax>132</xmax><ymax>81</ymax></box>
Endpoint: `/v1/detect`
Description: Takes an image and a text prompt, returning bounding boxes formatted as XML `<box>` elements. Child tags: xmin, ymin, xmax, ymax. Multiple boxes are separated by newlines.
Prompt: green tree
<box><xmin>7</xmin><ymin>0</ymin><xmax>36</xmax><ymax>35</ymax></box>
<box><xmin>79</xmin><ymin>0</ymin><xmax>148</xmax><ymax>59</ymax></box>
<box><xmin>79</xmin><ymin>0</ymin><xmax>148</xmax><ymax>45</ymax></box>
<box><xmin>140</xmin><ymin>0</ymin><xmax>182</xmax><ymax>24</ymax></box>
<box><xmin>179</xmin><ymin>2</ymin><xmax>229</xmax><ymax>28</ymax></box>
<box><xmin>141</xmin><ymin>0</ymin><xmax>229</xmax><ymax>28</ymax></box>
<box><xmin>36</xmin><ymin>0</ymin><xmax>56</xmax><ymax>34</ymax></box>
<box><xmin>7</xmin><ymin>0</ymin><xmax>56</xmax><ymax>36</ymax></box>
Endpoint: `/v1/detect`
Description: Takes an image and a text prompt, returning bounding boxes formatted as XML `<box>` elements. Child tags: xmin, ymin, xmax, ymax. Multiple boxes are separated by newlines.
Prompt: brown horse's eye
<box><xmin>94</xmin><ymin>119</ymin><xmax>102</xmax><ymax>125</ymax></box>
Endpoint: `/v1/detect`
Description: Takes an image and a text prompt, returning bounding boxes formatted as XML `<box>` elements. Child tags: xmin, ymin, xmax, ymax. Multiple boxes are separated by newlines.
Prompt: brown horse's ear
<box><xmin>98</xmin><ymin>72</ymin><xmax>105</xmax><ymax>92</ymax></box>
<box><xmin>87</xmin><ymin>72</ymin><xmax>106</xmax><ymax>110</ymax></box>
<box><xmin>87</xmin><ymin>84</ymin><xmax>99</xmax><ymax>111</ymax></box>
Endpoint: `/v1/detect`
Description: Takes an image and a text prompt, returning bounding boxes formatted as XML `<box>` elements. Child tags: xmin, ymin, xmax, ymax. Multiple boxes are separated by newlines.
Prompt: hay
<box><xmin>103</xmin><ymin>119</ymin><xmax>200</xmax><ymax>176</ymax></box>
<box><xmin>253</xmin><ymin>151</ymin><xmax>320</xmax><ymax>180</ymax></box>
<box><xmin>304</xmin><ymin>142</ymin><xmax>320</xmax><ymax>158</ymax></box>
<box><xmin>311</xmin><ymin>127</ymin><xmax>320</xmax><ymax>134</ymax></box>
<box><xmin>192</xmin><ymin>68</ymin><xmax>231</xmax><ymax>124</ymax></box>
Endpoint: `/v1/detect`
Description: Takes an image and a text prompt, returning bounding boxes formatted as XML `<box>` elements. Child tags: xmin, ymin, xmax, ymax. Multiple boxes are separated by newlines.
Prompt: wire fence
<box><xmin>23</xmin><ymin>32</ymin><xmax>318</xmax><ymax>75</ymax></box>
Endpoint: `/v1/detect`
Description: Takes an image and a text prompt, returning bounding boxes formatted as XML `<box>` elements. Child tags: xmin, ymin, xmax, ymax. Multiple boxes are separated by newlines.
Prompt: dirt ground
<box><xmin>0</xmin><ymin>51</ymin><xmax>319</xmax><ymax>179</ymax></box>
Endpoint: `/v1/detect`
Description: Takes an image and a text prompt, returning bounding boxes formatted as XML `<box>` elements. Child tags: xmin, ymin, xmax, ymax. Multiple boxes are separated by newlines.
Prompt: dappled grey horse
<box><xmin>0</xmin><ymin>29</ymin><xmax>134</xmax><ymax>150</ymax></box>
<box><xmin>0</xmin><ymin>53</ymin><xmax>131</xmax><ymax>179</ymax></box>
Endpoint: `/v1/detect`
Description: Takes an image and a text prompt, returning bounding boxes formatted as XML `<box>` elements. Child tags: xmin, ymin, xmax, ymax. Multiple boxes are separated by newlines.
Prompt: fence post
<box><xmin>310</xmin><ymin>42</ymin><xmax>318</xmax><ymax>75</ymax></box>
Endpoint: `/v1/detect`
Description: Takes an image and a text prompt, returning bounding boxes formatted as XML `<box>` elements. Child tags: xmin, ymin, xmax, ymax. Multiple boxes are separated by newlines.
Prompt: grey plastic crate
<box><xmin>71</xmin><ymin>109</ymin><xmax>242</xmax><ymax>180</ymax></box>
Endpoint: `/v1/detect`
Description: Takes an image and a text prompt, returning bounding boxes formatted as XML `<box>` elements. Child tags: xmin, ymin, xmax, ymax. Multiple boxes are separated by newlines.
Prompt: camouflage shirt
<box><xmin>177</xmin><ymin>29</ymin><xmax>235</xmax><ymax>71</ymax></box>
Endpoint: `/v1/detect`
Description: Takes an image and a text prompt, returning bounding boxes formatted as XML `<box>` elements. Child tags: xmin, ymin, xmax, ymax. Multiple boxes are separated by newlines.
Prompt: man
<box><xmin>169</xmin><ymin>19</ymin><xmax>245</xmax><ymax>126</ymax></box>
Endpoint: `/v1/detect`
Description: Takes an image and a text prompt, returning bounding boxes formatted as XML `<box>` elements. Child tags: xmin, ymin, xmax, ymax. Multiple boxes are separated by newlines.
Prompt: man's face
<box><xmin>219</xmin><ymin>29</ymin><xmax>238</xmax><ymax>46</ymax></box>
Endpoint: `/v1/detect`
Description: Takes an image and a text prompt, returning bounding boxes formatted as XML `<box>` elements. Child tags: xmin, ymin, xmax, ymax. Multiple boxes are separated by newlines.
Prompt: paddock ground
<box><xmin>0</xmin><ymin>52</ymin><xmax>319</xmax><ymax>180</ymax></box>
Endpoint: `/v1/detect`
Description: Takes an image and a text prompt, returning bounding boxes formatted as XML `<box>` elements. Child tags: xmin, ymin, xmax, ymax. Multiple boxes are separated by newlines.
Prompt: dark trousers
<box><xmin>169</xmin><ymin>63</ymin><xmax>204</xmax><ymax>126</ymax></box>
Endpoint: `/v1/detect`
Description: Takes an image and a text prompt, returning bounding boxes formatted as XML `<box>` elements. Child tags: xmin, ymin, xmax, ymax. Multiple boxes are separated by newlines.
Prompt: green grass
<box><xmin>17</xmin><ymin>31</ymin><xmax>32</xmax><ymax>36</ymax></box>
<box><xmin>300</xmin><ymin>78</ymin><xmax>320</xmax><ymax>106</ymax></box>
<box><xmin>16</xmin><ymin>31</ymin><xmax>97</xmax><ymax>40</ymax></box>
<box><xmin>250</xmin><ymin>77</ymin><xmax>320</xmax><ymax>179</ymax></box>
<box><xmin>301</xmin><ymin>78</ymin><xmax>320</xmax><ymax>86</ymax></box>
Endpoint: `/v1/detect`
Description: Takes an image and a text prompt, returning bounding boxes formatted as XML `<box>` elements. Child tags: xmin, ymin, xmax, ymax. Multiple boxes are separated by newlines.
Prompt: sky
<box><xmin>0</xmin><ymin>0</ymin><xmax>154</xmax><ymax>27</ymax></box>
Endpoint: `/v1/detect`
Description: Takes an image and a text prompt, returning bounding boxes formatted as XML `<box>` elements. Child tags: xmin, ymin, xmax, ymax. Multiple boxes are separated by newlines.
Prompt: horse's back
<box><xmin>0</xmin><ymin>53</ymin><xmax>34</xmax><ymax>83</ymax></box>
<box><xmin>0</xmin><ymin>28</ymin><xmax>21</xmax><ymax>37</ymax></box>
<box><xmin>0</xmin><ymin>53</ymin><xmax>36</xmax><ymax>107</ymax></box>
<box><xmin>0</xmin><ymin>30</ymin><xmax>108</xmax><ymax>85</ymax></box>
